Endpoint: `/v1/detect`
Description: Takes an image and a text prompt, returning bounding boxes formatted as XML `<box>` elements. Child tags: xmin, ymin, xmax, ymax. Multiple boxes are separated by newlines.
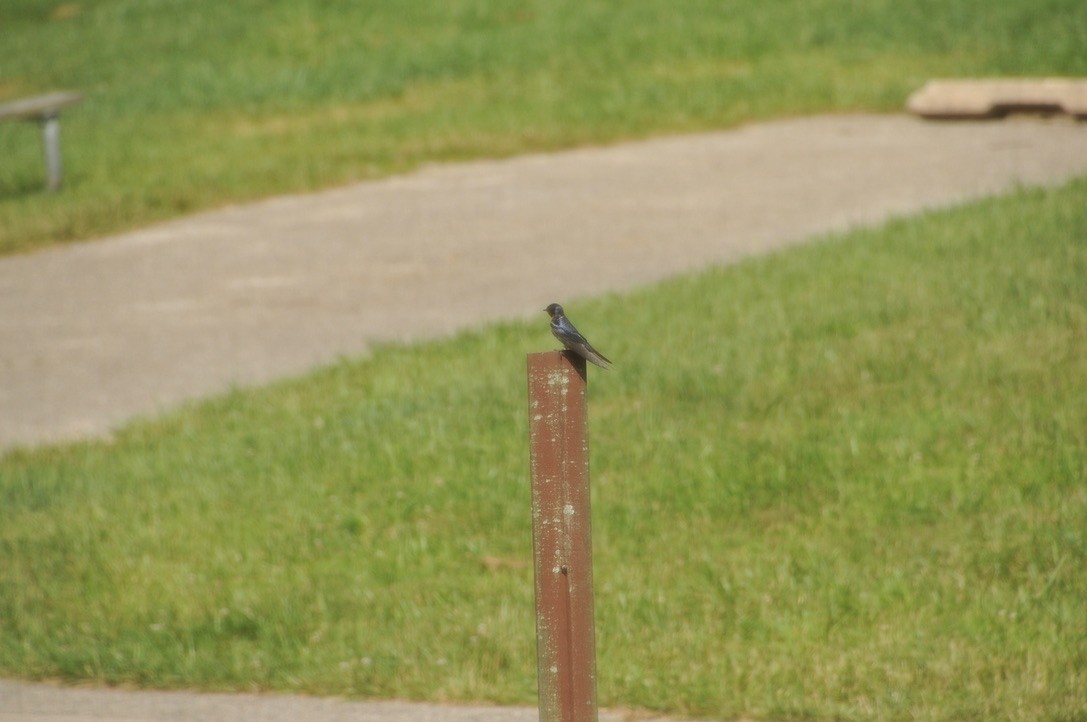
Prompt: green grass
<box><xmin>2</xmin><ymin>178</ymin><xmax>1086</xmax><ymax>720</ymax></box>
<box><xmin>2</xmin><ymin>0</ymin><xmax>1087</xmax><ymax>254</ymax></box>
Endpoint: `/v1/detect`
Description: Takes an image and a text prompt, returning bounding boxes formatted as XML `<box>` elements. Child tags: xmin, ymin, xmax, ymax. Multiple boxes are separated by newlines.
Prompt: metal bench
<box><xmin>0</xmin><ymin>91</ymin><xmax>84</xmax><ymax>192</ymax></box>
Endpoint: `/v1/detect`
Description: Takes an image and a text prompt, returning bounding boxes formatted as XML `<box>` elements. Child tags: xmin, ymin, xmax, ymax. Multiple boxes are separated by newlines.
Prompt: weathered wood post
<box><xmin>527</xmin><ymin>350</ymin><xmax>598</xmax><ymax>722</ymax></box>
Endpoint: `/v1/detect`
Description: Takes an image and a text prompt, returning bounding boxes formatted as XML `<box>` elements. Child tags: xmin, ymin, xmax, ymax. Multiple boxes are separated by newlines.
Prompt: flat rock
<box><xmin>907</xmin><ymin>78</ymin><xmax>1087</xmax><ymax>118</ymax></box>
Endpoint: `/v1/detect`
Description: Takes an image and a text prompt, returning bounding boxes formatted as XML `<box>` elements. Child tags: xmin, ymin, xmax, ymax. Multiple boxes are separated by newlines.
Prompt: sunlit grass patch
<box><xmin>2</xmin><ymin>0</ymin><xmax>1087</xmax><ymax>253</ymax></box>
<box><xmin>2</xmin><ymin>178</ymin><xmax>1086</xmax><ymax>719</ymax></box>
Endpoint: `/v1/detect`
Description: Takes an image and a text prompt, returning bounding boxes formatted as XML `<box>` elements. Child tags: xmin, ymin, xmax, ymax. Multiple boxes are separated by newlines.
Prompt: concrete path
<box><xmin>2</xmin><ymin>114</ymin><xmax>1086</xmax><ymax>452</ymax></box>
<box><xmin>0</xmin><ymin>679</ymin><xmax>694</xmax><ymax>722</ymax></box>
<box><xmin>2</xmin><ymin>114</ymin><xmax>1086</xmax><ymax>720</ymax></box>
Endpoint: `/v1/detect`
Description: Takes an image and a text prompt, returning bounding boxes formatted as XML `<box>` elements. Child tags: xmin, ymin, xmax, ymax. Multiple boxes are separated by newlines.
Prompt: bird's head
<box><xmin>545</xmin><ymin>303</ymin><xmax>563</xmax><ymax>317</ymax></box>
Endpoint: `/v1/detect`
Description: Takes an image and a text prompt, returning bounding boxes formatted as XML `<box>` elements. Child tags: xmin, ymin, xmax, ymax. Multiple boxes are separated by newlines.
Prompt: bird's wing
<box><xmin>554</xmin><ymin>317</ymin><xmax>611</xmax><ymax>368</ymax></box>
<box><xmin>555</xmin><ymin>317</ymin><xmax>589</xmax><ymax>344</ymax></box>
<box><xmin>582</xmin><ymin>342</ymin><xmax>611</xmax><ymax>365</ymax></box>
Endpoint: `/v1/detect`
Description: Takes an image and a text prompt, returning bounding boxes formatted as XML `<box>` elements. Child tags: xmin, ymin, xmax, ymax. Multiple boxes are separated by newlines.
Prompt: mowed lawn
<box><xmin>2</xmin><ymin>0</ymin><xmax>1087</xmax><ymax>253</ymax></box>
<box><xmin>2</xmin><ymin>178</ymin><xmax>1085</xmax><ymax>721</ymax></box>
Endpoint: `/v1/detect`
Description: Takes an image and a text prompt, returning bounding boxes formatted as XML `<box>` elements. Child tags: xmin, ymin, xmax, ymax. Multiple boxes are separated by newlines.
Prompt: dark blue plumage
<box><xmin>545</xmin><ymin>303</ymin><xmax>612</xmax><ymax>369</ymax></box>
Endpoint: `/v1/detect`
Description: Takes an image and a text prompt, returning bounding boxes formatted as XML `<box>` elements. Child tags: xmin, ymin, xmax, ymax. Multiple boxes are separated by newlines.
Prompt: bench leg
<box><xmin>41</xmin><ymin>112</ymin><xmax>63</xmax><ymax>192</ymax></box>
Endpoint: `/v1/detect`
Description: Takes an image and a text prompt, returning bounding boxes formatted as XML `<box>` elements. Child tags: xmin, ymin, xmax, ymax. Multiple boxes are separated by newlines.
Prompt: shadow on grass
<box><xmin>0</xmin><ymin>174</ymin><xmax>51</xmax><ymax>199</ymax></box>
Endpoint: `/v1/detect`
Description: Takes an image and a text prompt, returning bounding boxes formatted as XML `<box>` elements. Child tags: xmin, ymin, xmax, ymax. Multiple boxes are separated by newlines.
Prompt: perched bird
<box><xmin>545</xmin><ymin>303</ymin><xmax>612</xmax><ymax>369</ymax></box>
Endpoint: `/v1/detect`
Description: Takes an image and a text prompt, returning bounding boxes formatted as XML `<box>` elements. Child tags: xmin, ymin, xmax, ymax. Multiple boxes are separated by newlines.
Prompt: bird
<box><xmin>545</xmin><ymin>303</ymin><xmax>612</xmax><ymax>369</ymax></box>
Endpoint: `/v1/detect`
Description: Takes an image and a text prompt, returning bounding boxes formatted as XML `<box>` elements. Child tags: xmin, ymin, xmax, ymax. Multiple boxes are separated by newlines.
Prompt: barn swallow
<box><xmin>545</xmin><ymin>303</ymin><xmax>612</xmax><ymax>369</ymax></box>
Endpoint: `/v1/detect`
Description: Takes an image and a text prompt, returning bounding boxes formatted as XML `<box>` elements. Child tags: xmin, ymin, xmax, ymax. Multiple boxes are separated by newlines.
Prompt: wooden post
<box><xmin>527</xmin><ymin>351</ymin><xmax>598</xmax><ymax>722</ymax></box>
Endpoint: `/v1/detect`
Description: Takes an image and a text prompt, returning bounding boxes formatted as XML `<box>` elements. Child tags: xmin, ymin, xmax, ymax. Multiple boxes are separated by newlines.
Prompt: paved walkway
<box><xmin>0</xmin><ymin>679</ymin><xmax>694</xmax><ymax>722</ymax></box>
<box><xmin>3</xmin><ymin>114</ymin><xmax>1087</xmax><ymax>452</ymax></box>
<box><xmin>2</xmin><ymin>114</ymin><xmax>1086</xmax><ymax>720</ymax></box>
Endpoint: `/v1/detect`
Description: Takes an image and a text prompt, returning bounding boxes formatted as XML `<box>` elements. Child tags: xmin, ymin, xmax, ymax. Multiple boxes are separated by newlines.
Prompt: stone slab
<box><xmin>907</xmin><ymin>78</ymin><xmax>1087</xmax><ymax>118</ymax></box>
